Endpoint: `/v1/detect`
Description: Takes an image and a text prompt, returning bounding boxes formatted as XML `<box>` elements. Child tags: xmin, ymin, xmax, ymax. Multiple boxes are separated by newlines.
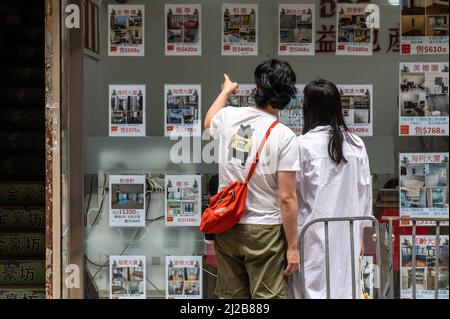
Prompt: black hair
<box><xmin>254</xmin><ymin>59</ymin><xmax>297</xmax><ymax>110</ymax></box>
<box><xmin>303</xmin><ymin>78</ymin><xmax>360</xmax><ymax>165</ymax></box>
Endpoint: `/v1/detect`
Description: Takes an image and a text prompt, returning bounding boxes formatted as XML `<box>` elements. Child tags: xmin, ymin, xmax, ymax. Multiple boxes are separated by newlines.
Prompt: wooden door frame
<box><xmin>45</xmin><ymin>0</ymin><xmax>85</xmax><ymax>299</ymax></box>
<box><xmin>45</xmin><ymin>0</ymin><xmax>61</xmax><ymax>299</ymax></box>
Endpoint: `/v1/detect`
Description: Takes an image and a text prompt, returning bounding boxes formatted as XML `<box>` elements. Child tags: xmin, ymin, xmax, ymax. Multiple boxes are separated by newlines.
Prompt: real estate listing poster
<box><xmin>222</xmin><ymin>4</ymin><xmax>258</xmax><ymax>56</ymax></box>
<box><xmin>164</xmin><ymin>85</ymin><xmax>201</xmax><ymax>137</ymax></box>
<box><xmin>165</xmin><ymin>4</ymin><xmax>201</xmax><ymax>56</ymax></box>
<box><xmin>109</xmin><ymin>85</ymin><xmax>146</xmax><ymax>137</ymax></box>
<box><xmin>399</xmin><ymin>62</ymin><xmax>449</xmax><ymax>136</ymax></box>
<box><xmin>166</xmin><ymin>256</ymin><xmax>202</xmax><ymax>299</ymax></box>
<box><xmin>109</xmin><ymin>175</ymin><xmax>146</xmax><ymax>227</ymax></box>
<box><xmin>278</xmin><ymin>4</ymin><xmax>315</xmax><ymax>56</ymax></box>
<box><xmin>110</xmin><ymin>255</ymin><xmax>146</xmax><ymax>299</ymax></box>
<box><xmin>108</xmin><ymin>5</ymin><xmax>144</xmax><ymax>56</ymax></box>
<box><xmin>399</xmin><ymin>153</ymin><xmax>449</xmax><ymax>226</ymax></box>
<box><xmin>278</xmin><ymin>84</ymin><xmax>305</xmax><ymax>136</ymax></box>
<box><xmin>165</xmin><ymin>175</ymin><xmax>201</xmax><ymax>226</ymax></box>
<box><xmin>336</xmin><ymin>3</ymin><xmax>373</xmax><ymax>56</ymax></box>
<box><xmin>338</xmin><ymin>85</ymin><xmax>373</xmax><ymax>136</ymax></box>
<box><xmin>400</xmin><ymin>235</ymin><xmax>449</xmax><ymax>299</ymax></box>
<box><xmin>400</xmin><ymin>0</ymin><xmax>449</xmax><ymax>55</ymax></box>
<box><xmin>227</xmin><ymin>84</ymin><xmax>256</xmax><ymax>107</ymax></box>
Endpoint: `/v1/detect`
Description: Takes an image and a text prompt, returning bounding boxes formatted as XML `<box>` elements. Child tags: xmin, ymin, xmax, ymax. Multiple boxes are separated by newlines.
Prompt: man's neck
<box><xmin>252</xmin><ymin>105</ymin><xmax>279</xmax><ymax>117</ymax></box>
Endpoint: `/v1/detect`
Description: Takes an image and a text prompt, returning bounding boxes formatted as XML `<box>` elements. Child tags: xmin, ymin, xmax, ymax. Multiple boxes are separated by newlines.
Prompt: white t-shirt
<box><xmin>210</xmin><ymin>106</ymin><xmax>300</xmax><ymax>225</ymax></box>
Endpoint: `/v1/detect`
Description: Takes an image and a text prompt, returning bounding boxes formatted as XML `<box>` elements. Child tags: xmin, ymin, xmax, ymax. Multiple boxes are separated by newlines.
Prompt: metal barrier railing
<box><xmin>299</xmin><ymin>216</ymin><xmax>382</xmax><ymax>299</ymax></box>
<box><xmin>382</xmin><ymin>216</ymin><xmax>449</xmax><ymax>299</ymax></box>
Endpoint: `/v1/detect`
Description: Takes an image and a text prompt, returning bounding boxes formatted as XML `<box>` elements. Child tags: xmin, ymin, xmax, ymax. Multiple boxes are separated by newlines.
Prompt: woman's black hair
<box><xmin>303</xmin><ymin>78</ymin><xmax>360</xmax><ymax>165</ymax></box>
<box><xmin>254</xmin><ymin>59</ymin><xmax>297</xmax><ymax>110</ymax></box>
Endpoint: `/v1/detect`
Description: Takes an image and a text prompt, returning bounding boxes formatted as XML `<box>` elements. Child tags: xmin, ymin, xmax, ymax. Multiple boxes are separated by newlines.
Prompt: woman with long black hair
<box><xmin>290</xmin><ymin>79</ymin><xmax>372</xmax><ymax>299</ymax></box>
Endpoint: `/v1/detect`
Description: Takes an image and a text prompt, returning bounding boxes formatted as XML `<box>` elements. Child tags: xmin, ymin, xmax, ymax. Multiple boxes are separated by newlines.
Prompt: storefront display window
<box><xmin>58</xmin><ymin>0</ymin><xmax>449</xmax><ymax>299</ymax></box>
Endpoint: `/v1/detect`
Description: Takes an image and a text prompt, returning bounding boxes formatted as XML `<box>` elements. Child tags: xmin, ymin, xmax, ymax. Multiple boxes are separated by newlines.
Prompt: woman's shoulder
<box><xmin>345</xmin><ymin>132</ymin><xmax>366</xmax><ymax>149</ymax></box>
<box><xmin>297</xmin><ymin>131</ymin><xmax>330</xmax><ymax>160</ymax></box>
<box><xmin>296</xmin><ymin>129</ymin><xmax>368</xmax><ymax>160</ymax></box>
<box><xmin>343</xmin><ymin>132</ymin><xmax>369</xmax><ymax>159</ymax></box>
<box><xmin>297</xmin><ymin>128</ymin><xmax>330</xmax><ymax>146</ymax></box>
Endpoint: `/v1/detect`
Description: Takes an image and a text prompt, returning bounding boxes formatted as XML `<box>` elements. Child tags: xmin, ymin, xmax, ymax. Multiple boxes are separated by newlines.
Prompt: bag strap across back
<box><xmin>244</xmin><ymin>120</ymin><xmax>278</xmax><ymax>184</ymax></box>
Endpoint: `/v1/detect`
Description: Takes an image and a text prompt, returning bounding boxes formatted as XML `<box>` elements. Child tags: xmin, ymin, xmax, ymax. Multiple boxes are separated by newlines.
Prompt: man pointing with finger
<box><xmin>204</xmin><ymin>59</ymin><xmax>300</xmax><ymax>299</ymax></box>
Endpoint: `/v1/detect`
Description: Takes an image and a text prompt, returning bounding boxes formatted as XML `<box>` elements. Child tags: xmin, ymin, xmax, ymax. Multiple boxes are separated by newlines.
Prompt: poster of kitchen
<box><xmin>110</xmin><ymin>255</ymin><xmax>146</xmax><ymax>299</ymax></box>
<box><xmin>400</xmin><ymin>235</ymin><xmax>449</xmax><ymax>299</ymax></box>
<box><xmin>222</xmin><ymin>3</ymin><xmax>258</xmax><ymax>56</ymax></box>
<box><xmin>399</xmin><ymin>62</ymin><xmax>449</xmax><ymax>136</ymax></box>
<box><xmin>400</xmin><ymin>0</ymin><xmax>449</xmax><ymax>55</ymax></box>
<box><xmin>278</xmin><ymin>84</ymin><xmax>305</xmax><ymax>135</ymax></box>
<box><xmin>109</xmin><ymin>85</ymin><xmax>146</xmax><ymax>137</ymax></box>
<box><xmin>227</xmin><ymin>84</ymin><xmax>256</xmax><ymax>107</ymax></box>
<box><xmin>108</xmin><ymin>5</ymin><xmax>144</xmax><ymax>56</ymax></box>
<box><xmin>165</xmin><ymin>175</ymin><xmax>201</xmax><ymax>226</ymax></box>
<box><xmin>337</xmin><ymin>85</ymin><xmax>373</xmax><ymax>136</ymax></box>
<box><xmin>166</xmin><ymin>256</ymin><xmax>202</xmax><ymax>299</ymax></box>
<box><xmin>165</xmin><ymin>4</ymin><xmax>201</xmax><ymax>56</ymax></box>
<box><xmin>278</xmin><ymin>4</ymin><xmax>315</xmax><ymax>56</ymax></box>
<box><xmin>336</xmin><ymin>3</ymin><xmax>373</xmax><ymax>56</ymax></box>
<box><xmin>164</xmin><ymin>84</ymin><xmax>201</xmax><ymax>137</ymax></box>
<box><xmin>109</xmin><ymin>175</ymin><xmax>146</xmax><ymax>227</ymax></box>
<box><xmin>399</xmin><ymin>153</ymin><xmax>449</xmax><ymax>226</ymax></box>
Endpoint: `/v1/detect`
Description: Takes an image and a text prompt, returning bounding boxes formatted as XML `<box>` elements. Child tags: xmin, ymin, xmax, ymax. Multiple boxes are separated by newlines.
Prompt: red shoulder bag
<box><xmin>200</xmin><ymin>120</ymin><xmax>278</xmax><ymax>234</ymax></box>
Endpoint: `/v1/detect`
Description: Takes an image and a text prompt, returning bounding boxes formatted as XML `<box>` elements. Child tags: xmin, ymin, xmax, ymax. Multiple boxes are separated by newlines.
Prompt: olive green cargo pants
<box><xmin>214</xmin><ymin>224</ymin><xmax>288</xmax><ymax>299</ymax></box>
